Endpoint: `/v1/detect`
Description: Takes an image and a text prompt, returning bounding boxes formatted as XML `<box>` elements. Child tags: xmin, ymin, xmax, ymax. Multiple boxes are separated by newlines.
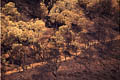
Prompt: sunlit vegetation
<box><xmin>1</xmin><ymin>0</ymin><xmax>120</xmax><ymax>80</ymax></box>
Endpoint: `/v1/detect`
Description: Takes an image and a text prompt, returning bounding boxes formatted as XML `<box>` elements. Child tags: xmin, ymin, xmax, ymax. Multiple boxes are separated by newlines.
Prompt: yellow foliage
<box><xmin>2</xmin><ymin>2</ymin><xmax>21</xmax><ymax>21</ymax></box>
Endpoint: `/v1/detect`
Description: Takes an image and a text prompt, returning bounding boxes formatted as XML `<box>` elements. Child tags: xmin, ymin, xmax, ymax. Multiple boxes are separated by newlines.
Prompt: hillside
<box><xmin>1</xmin><ymin>0</ymin><xmax>120</xmax><ymax>80</ymax></box>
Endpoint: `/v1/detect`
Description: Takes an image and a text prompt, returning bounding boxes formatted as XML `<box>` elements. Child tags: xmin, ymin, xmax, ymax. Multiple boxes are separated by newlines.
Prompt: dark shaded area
<box><xmin>84</xmin><ymin>0</ymin><xmax>120</xmax><ymax>25</ymax></box>
<box><xmin>45</xmin><ymin>16</ymin><xmax>65</xmax><ymax>28</ymax></box>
